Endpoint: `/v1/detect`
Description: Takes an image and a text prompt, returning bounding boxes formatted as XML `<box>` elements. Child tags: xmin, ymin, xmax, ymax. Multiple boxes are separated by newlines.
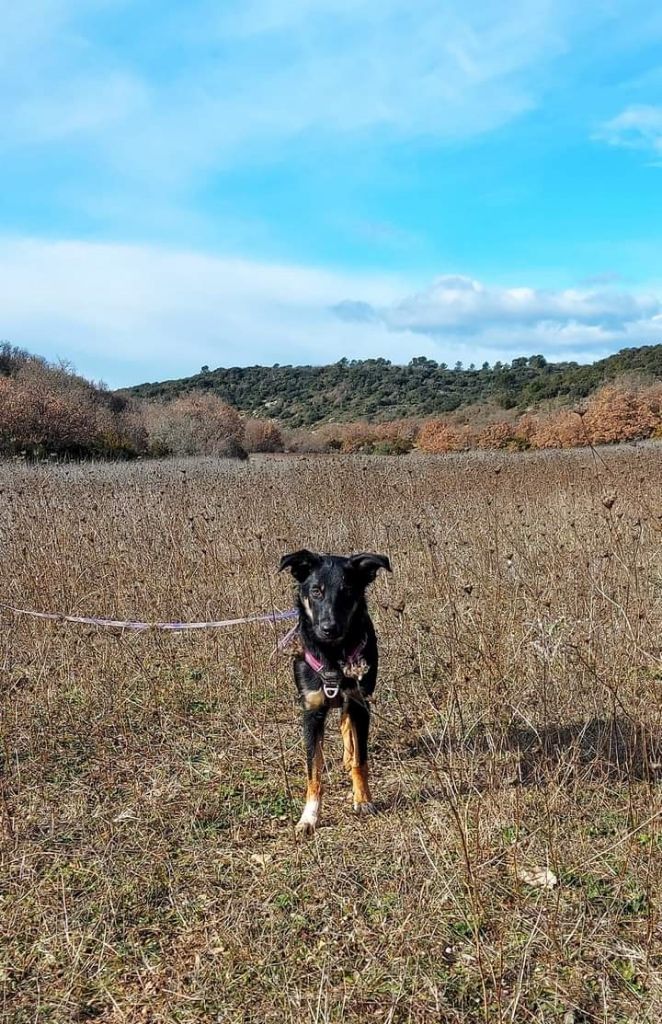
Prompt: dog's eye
<box><xmin>310</xmin><ymin>586</ymin><xmax>323</xmax><ymax>599</ymax></box>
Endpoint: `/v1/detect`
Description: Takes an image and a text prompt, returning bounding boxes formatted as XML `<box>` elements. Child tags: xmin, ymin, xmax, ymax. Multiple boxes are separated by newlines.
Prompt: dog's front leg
<box><xmin>341</xmin><ymin>697</ymin><xmax>376</xmax><ymax>815</ymax></box>
<box><xmin>297</xmin><ymin>707</ymin><xmax>327</xmax><ymax>836</ymax></box>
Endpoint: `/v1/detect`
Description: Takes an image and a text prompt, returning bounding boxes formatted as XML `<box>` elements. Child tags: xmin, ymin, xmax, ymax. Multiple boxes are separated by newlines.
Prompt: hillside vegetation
<box><xmin>1</xmin><ymin>342</ymin><xmax>661</xmax><ymax>459</ymax></box>
<box><xmin>125</xmin><ymin>345</ymin><xmax>662</xmax><ymax>426</ymax></box>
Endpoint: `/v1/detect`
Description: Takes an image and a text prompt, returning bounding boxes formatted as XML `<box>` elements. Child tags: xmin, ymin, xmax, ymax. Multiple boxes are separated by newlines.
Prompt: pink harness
<box><xmin>304</xmin><ymin>639</ymin><xmax>367</xmax><ymax>699</ymax></box>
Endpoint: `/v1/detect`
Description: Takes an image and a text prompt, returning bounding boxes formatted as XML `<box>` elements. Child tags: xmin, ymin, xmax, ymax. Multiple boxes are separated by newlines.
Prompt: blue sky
<box><xmin>1</xmin><ymin>0</ymin><xmax>661</xmax><ymax>387</ymax></box>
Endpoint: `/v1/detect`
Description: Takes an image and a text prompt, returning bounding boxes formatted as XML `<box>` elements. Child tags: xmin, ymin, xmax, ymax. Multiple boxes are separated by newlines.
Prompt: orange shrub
<box><xmin>373</xmin><ymin>419</ymin><xmax>419</xmax><ymax>442</ymax></box>
<box><xmin>583</xmin><ymin>384</ymin><xmax>662</xmax><ymax>445</ymax></box>
<box><xmin>530</xmin><ymin>410</ymin><xmax>586</xmax><ymax>449</ymax></box>
<box><xmin>417</xmin><ymin>420</ymin><xmax>475</xmax><ymax>453</ymax></box>
<box><xmin>477</xmin><ymin>421</ymin><xmax>518</xmax><ymax>450</ymax></box>
<box><xmin>515</xmin><ymin>413</ymin><xmax>539</xmax><ymax>444</ymax></box>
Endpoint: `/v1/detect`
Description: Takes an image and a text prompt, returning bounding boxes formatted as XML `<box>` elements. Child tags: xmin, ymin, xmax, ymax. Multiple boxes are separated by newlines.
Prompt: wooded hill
<box><xmin>124</xmin><ymin>345</ymin><xmax>662</xmax><ymax>427</ymax></box>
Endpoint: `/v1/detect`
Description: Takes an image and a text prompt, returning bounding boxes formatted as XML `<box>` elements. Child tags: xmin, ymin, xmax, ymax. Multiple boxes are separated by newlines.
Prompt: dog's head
<box><xmin>279</xmin><ymin>550</ymin><xmax>391</xmax><ymax>645</ymax></box>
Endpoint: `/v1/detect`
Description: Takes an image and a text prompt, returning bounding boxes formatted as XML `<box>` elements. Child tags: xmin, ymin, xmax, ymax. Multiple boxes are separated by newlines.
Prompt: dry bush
<box><xmin>0</xmin><ymin>356</ymin><xmax>147</xmax><ymax>459</ymax></box>
<box><xmin>515</xmin><ymin>412</ymin><xmax>539</xmax><ymax>444</ymax></box>
<box><xmin>143</xmin><ymin>393</ymin><xmax>247</xmax><ymax>458</ymax></box>
<box><xmin>243</xmin><ymin>417</ymin><xmax>284</xmax><ymax>453</ymax></box>
<box><xmin>583</xmin><ymin>383</ymin><xmax>662</xmax><ymax>445</ymax></box>
<box><xmin>446</xmin><ymin>401</ymin><xmax>519</xmax><ymax>431</ymax></box>
<box><xmin>647</xmin><ymin>381</ymin><xmax>662</xmax><ymax>419</ymax></box>
<box><xmin>284</xmin><ymin>426</ymin><xmax>336</xmax><ymax>453</ymax></box>
<box><xmin>417</xmin><ymin>419</ymin><xmax>476</xmax><ymax>453</ymax></box>
<box><xmin>283</xmin><ymin>386</ymin><xmax>662</xmax><ymax>458</ymax></box>
<box><xmin>339</xmin><ymin>421</ymin><xmax>379</xmax><ymax>454</ymax></box>
<box><xmin>294</xmin><ymin>421</ymin><xmax>371</xmax><ymax>454</ymax></box>
<box><xmin>268</xmin><ymin>388</ymin><xmax>662</xmax><ymax>457</ymax></box>
<box><xmin>0</xmin><ymin>364</ymin><xmax>110</xmax><ymax>457</ymax></box>
<box><xmin>284</xmin><ymin>420</ymin><xmax>417</xmax><ymax>455</ymax></box>
<box><xmin>109</xmin><ymin>396</ymin><xmax>149</xmax><ymax>455</ymax></box>
<box><xmin>371</xmin><ymin>419</ymin><xmax>418</xmax><ymax>454</ymax></box>
<box><xmin>530</xmin><ymin>408</ymin><xmax>586</xmax><ymax>449</ymax></box>
<box><xmin>376</xmin><ymin>418</ymin><xmax>420</xmax><ymax>443</ymax></box>
<box><xmin>523</xmin><ymin>383</ymin><xmax>662</xmax><ymax>452</ymax></box>
<box><xmin>0</xmin><ymin>340</ymin><xmax>33</xmax><ymax>376</ymax></box>
<box><xmin>477</xmin><ymin>420</ymin><xmax>519</xmax><ymax>450</ymax></box>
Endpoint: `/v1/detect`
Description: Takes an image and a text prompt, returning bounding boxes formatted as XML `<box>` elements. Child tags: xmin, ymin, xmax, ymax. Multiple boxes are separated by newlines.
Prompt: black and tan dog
<box><xmin>279</xmin><ymin>549</ymin><xmax>391</xmax><ymax>835</ymax></box>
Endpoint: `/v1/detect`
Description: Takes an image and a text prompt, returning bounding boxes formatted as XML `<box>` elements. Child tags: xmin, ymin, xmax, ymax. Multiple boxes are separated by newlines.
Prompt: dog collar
<box><xmin>303</xmin><ymin>639</ymin><xmax>367</xmax><ymax>699</ymax></box>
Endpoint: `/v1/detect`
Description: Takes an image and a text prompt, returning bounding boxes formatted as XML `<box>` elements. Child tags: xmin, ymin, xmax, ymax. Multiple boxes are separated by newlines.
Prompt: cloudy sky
<box><xmin>1</xmin><ymin>0</ymin><xmax>662</xmax><ymax>386</ymax></box>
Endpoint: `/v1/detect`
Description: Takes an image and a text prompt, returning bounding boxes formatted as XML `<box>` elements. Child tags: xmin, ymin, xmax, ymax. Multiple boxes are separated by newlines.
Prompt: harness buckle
<box><xmin>320</xmin><ymin>668</ymin><xmax>342</xmax><ymax>701</ymax></box>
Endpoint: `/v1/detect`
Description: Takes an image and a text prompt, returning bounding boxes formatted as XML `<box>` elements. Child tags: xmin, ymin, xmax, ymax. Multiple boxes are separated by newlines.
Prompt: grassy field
<box><xmin>1</xmin><ymin>447</ymin><xmax>661</xmax><ymax>1023</ymax></box>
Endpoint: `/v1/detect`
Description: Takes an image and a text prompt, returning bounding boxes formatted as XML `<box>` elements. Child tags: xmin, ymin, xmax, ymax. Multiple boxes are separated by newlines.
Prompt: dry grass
<box><xmin>1</xmin><ymin>447</ymin><xmax>661</xmax><ymax>1023</ymax></box>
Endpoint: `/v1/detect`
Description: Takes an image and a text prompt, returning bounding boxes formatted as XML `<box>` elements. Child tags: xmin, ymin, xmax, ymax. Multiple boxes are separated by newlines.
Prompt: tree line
<box><xmin>0</xmin><ymin>341</ymin><xmax>660</xmax><ymax>460</ymax></box>
<box><xmin>126</xmin><ymin>346</ymin><xmax>662</xmax><ymax>426</ymax></box>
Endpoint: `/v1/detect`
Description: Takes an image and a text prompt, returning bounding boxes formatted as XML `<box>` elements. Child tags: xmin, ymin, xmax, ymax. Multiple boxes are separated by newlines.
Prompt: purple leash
<box><xmin>2</xmin><ymin>603</ymin><xmax>298</xmax><ymax>633</ymax></box>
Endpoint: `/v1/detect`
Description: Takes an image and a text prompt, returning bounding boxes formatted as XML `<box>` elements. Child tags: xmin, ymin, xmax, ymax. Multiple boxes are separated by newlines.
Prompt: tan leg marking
<box><xmin>340</xmin><ymin>710</ymin><xmax>376</xmax><ymax>814</ymax></box>
<box><xmin>340</xmin><ymin>710</ymin><xmax>354</xmax><ymax>770</ymax></box>
<box><xmin>303</xmin><ymin>687</ymin><xmax>326</xmax><ymax>711</ymax></box>
<box><xmin>296</xmin><ymin>737</ymin><xmax>323</xmax><ymax>837</ymax></box>
<box><xmin>351</xmin><ymin>764</ymin><xmax>374</xmax><ymax>811</ymax></box>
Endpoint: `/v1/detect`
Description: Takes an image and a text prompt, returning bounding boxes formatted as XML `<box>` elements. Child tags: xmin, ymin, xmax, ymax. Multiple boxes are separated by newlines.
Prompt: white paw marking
<box><xmin>295</xmin><ymin>798</ymin><xmax>319</xmax><ymax>836</ymax></box>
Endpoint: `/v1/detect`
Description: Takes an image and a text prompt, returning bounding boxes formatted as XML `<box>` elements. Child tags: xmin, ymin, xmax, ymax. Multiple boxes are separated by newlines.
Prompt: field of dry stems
<box><xmin>1</xmin><ymin>446</ymin><xmax>661</xmax><ymax>1023</ymax></box>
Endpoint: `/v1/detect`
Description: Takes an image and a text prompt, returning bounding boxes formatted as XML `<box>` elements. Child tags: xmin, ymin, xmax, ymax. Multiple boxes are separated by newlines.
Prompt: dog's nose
<box><xmin>320</xmin><ymin>623</ymin><xmax>339</xmax><ymax>639</ymax></box>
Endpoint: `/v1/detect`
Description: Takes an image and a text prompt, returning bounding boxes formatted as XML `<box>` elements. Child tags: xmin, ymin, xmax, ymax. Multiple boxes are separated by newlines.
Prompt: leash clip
<box><xmin>320</xmin><ymin>669</ymin><xmax>342</xmax><ymax>701</ymax></box>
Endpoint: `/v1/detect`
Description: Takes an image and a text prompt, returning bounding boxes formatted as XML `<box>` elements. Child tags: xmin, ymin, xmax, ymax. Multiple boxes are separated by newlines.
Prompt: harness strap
<box><xmin>303</xmin><ymin>638</ymin><xmax>367</xmax><ymax>699</ymax></box>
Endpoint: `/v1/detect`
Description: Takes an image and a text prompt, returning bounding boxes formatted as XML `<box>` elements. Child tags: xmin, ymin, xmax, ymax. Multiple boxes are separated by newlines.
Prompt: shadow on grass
<box><xmin>402</xmin><ymin>716</ymin><xmax>662</xmax><ymax>791</ymax></box>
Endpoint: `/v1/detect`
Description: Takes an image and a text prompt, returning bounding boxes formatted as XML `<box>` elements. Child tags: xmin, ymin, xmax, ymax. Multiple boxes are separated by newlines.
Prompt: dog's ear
<box><xmin>347</xmin><ymin>552</ymin><xmax>392</xmax><ymax>585</ymax></box>
<box><xmin>279</xmin><ymin>549</ymin><xmax>322</xmax><ymax>582</ymax></box>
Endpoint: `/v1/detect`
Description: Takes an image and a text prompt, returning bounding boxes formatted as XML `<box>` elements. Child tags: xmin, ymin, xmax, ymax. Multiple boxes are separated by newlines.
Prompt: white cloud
<box><xmin>0</xmin><ymin>0</ymin><xmax>568</xmax><ymax>185</ymax></box>
<box><xmin>595</xmin><ymin>105</ymin><xmax>662</xmax><ymax>162</ymax></box>
<box><xmin>357</xmin><ymin>273</ymin><xmax>662</xmax><ymax>361</ymax></box>
<box><xmin>0</xmin><ymin>239</ymin><xmax>659</xmax><ymax>387</ymax></box>
<box><xmin>383</xmin><ymin>274</ymin><xmax>661</xmax><ymax>333</ymax></box>
<box><xmin>0</xmin><ymin>238</ymin><xmax>412</xmax><ymax>385</ymax></box>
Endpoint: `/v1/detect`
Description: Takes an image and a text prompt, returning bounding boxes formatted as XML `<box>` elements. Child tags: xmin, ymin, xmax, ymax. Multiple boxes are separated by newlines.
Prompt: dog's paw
<box><xmin>295</xmin><ymin>798</ymin><xmax>319</xmax><ymax>837</ymax></box>
<box><xmin>353</xmin><ymin>801</ymin><xmax>378</xmax><ymax>816</ymax></box>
